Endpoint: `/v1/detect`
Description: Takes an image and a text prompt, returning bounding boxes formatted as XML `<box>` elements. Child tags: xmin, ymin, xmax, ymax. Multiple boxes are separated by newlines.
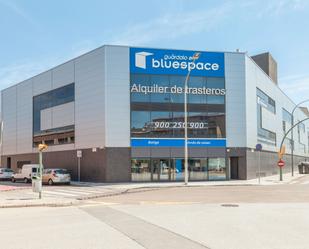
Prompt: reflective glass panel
<box><xmin>208</xmin><ymin>158</ymin><xmax>226</xmax><ymax>180</ymax></box>
<box><xmin>131</xmin><ymin>159</ymin><xmax>151</xmax><ymax>181</ymax></box>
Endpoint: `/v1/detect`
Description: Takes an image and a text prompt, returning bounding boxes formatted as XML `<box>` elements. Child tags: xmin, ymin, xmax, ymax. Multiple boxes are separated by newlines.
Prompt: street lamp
<box><xmin>184</xmin><ymin>52</ymin><xmax>201</xmax><ymax>185</ymax></box>
<box><xmin>279</xmin><ymin>117</ymin><xmax>309</xmax><ymax>180</ymax></box>
<box><xmin>291</xmin><ymin>99</ymin><xmax>309</xmax><ymax>176</ymax></box>
<box><xmin>38</xmin><ymin>143</ymin><xmax>48</xmax><ymax>199</ymax></box>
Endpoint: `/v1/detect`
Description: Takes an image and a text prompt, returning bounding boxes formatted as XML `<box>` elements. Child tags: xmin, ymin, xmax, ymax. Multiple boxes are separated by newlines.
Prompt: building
<box><xmin>1</xmin><ymin>45</ymin><xmax>308</xmax><ymax>182</ymax></box>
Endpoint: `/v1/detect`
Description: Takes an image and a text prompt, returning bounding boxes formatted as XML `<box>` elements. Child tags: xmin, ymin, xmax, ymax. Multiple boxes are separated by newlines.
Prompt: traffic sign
<box><xmin>278</xmin><ymin>159</ymin><xmax>285</xmax><ymax>167</ymax></box>
<box><xmin>256</xmin><ymin>143</ymin><xmax>262</xmax><ymax>151</ymax></box>
<box><xmin>77</xmin><ymin>150</ymin><xmax>82</xmax><ymax>158</ymax></box>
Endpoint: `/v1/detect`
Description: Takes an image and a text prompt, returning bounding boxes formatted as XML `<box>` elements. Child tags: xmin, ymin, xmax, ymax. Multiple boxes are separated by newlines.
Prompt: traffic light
<box><xmin>38</xmin><ymin>143</ymin><xmax>48</xmax><ymax>151</ymax></box>
<box><xmin>278</xmin><ymin>145</ymin><xmax>286</xmax><ymax>159</ymax></box>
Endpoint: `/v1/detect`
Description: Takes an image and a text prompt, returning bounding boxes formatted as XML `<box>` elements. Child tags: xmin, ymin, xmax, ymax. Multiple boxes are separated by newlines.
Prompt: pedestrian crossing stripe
<box><xmin>43</xmin><ymin>190</ymin><xmax>77</xmax><ymax>197</ymax></box>
<box><xmin>46</xmin><ymin>188</ymin><xmax>105</xmax><ymax>195</ymax></box>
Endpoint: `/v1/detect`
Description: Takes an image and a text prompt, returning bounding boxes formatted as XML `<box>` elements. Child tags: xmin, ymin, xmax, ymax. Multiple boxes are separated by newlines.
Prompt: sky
<box><xmin>0</xmin><ymin>0</ymin><xmax>308</xmax><ymax>104</ymax></box>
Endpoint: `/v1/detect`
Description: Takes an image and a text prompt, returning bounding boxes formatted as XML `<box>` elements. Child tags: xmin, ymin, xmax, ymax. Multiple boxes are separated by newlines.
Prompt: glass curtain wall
<box><xmin>131</xmin><ymin>73</ymin><xmax>226</xmax><ymax>181</ymax></box>
<box><xmin>131</xmin><ymin>158</ymin><xmax>226</xmax><ymax>181</ymax></box>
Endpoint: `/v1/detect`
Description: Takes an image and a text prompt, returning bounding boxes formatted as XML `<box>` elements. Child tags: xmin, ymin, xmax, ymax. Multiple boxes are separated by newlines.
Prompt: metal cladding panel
<box><xmin>33</xmin><ymin>71</ymin><xmax>52</xmax><ymax>96</ymax></box>
<box><xmin>225</xmin><ymin>53</ymin><xmax>247</xmax><ymax>147</ymax></box>
<box><xmin>74</xmin><ymin>47</ymin><xmax>105</xmax><ymax>149</ymax></box>
<box><xmin>52</xmin><ymin>61</ymin><xmax>75</xmax><ymax>89</ymax></box>
<box><xmin>104</xmin><ymin>46</ymin><xmax>130</xmax><ymax>147</ymax></box>
<box><xmin>16</xmin><ymin>79</ymin><xmax>33</xmax><ymax>154</ymax></box>
<box><xmin>2</xmin><ymin>86</ymin><xmax>17</xmax><ymax>155</ymax></box>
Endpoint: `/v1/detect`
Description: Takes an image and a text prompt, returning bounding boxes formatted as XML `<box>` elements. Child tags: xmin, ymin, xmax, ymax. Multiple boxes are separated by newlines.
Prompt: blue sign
<box><xmin>130</xmin><ymin>47</ymin><xmax>225</xmax><ymax>77</ymax></box>
<box><xmin>131</xmin><ymin>138</ymin><xmax>226</xmax><ymax>147</ymax></box>
<box><xmin>255</xmin><ymin>143</ymin><xmax>263</xmax><ymax>151</ymax></box>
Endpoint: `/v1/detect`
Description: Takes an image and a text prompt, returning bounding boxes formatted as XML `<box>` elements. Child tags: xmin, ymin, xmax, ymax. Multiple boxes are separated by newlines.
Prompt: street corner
<box><xmin>0</xmin><ymin>195</ymin><xmax>79</xmax><ymax>209</ymax></box>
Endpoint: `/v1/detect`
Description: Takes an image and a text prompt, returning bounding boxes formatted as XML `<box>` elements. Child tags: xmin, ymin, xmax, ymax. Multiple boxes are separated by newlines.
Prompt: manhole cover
<box><xmin>221</xmin><ymin>204</ymin><xmax>239</xmax><ymax>207</ymax></box>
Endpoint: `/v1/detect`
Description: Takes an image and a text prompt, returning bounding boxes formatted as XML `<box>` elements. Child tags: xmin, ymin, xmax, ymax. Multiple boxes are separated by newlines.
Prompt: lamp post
<box><xmin>279</xmin><ymin>117</ymin><xmax>309</xmax><ymax>180</ymax></box>
<box><xmin>38</xmin><ymin>143</ymin><xmax>48</xmax><ymax>199</ymax></box>
<box><xmin>291</xmin><ymin>99</ymin><xmax>309</xmax><ymax>176</ymax></box>
<box><xmin>184</xmin><ymin>52</ymin><xmax>201</xmax><ymax>185</ymax></box>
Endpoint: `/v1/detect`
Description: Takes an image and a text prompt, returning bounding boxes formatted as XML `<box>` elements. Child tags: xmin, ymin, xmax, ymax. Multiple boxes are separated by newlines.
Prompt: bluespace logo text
<box><xmin>130</xmin><ymin>47</ymin><xmax>225</xmax><ymax>77</ymax></box>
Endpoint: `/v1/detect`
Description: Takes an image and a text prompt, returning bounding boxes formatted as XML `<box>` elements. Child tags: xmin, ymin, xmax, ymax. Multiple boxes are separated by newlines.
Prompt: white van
<box><xmin>12</xmin><ymin>164</ymin><xmax>40</xmax><ymax>183</ymax></box>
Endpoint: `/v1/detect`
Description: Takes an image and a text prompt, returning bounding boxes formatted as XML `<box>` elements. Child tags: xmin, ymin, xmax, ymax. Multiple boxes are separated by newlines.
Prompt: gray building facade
<box><xmin>1</xmin><ymin>45</ymin><xmax>308</xmax><ymax>182</ymax></box>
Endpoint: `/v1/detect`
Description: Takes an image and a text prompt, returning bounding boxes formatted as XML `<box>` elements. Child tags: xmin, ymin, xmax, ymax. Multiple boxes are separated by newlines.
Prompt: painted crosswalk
<box><xmin>34</xmin><ymin>186</ymin><xmax>118</xmax><ymax>199</ymax></box>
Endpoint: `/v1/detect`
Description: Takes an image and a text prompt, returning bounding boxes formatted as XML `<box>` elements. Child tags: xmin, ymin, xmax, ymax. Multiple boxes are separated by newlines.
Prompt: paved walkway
<box><xmin>0</xmin><ymin>172</ymin><xmax>306</xmax><ymax>208</ymax></box>
<box><xmin>71</xmin><ymin>171</ymin><xmax>307</xmax><ymax>188</ymax></box>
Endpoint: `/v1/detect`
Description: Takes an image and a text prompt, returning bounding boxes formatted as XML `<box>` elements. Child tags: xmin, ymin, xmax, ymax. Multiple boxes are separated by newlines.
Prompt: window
<box><xmin>257</xmin><ymin>104</ymin><xmax>276</xmax><ymax>145</ymax></box>
<box><xmin>282</xmin><ymin>108</ymin><xmax>292</xmax><ymax>124</ymax></box>
<box><xmin>257</xmin><ymin>88</ymin><xmax>276</xmax><ymax>114</ymax></box>
<box><xmin>131</xmin><ymin>74</ymin><xmax>226</xmax><ymax>139</ymax></box>
<box><xmin>131</xmin><ymin>157</ymin><xmax>226</xmax><ymax>182</ymax></box>
<box><xmin>256</xmin><ymin>88</ymin><xmax>276</xmax><ymax>145</ymax></box>
<box><xmin>33</xmin><ymin>83</ymin><xmax>75</xmax><ymax>147</ymax></box>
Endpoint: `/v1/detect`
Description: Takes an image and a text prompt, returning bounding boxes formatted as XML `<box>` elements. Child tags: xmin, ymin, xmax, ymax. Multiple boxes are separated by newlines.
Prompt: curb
<box><xmin>76</xmin><ymin>184</ymin><xmax>259</xmax><ymax>201</ymax></box>
<box><xmin>0</xmin><ymin>200</ymin><xmax>78</xmax><ymax>209</ymax></box>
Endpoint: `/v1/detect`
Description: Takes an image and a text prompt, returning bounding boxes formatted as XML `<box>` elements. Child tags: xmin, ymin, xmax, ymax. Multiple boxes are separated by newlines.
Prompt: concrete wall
<box><xmin>1</xmin><ymin>147</ymin><xmax>131</xmax><ymax>182</ymax></box>
<box><xmin>246</xmin><ymin>149</ymin><xmax>308</xmax><ymax>179</ymax></box>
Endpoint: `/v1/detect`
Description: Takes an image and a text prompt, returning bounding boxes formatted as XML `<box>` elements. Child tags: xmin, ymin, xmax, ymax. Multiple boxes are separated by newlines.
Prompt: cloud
<box><xmin>0</xmin><ymin>0</ymin><xmax>36</xmax><ymax>25</ymax></box>
<box><xmin>279</xmin><ymin>74</ymin><xmax>309</xmax><ymax>103</ymax></box>
<box><xmin>0</xmin><ymin>40</ymin><xmax>105</xmax><ymax>90</ymax></box>
<box><xmin>0</xmin><ymin>62</ymin><xmax>48</xmax><ymax>90</ymax></box>
<box><xmin>109</xmin><ymin>2</ymin><xmax>232</xmax><ymax>46</ymax></box>
<box><xmin>0</xmin><ymin>2</ymin><xmax>234</xmax><ymax>90</ymax></box>
<box><xmin>0</xmin><ymin>56</ymin><xmax>69</xmax><ymax>90</ymax></box>
<box><xmin>1</xmin><ymin>0</ymin><xmax>308</xmax><ymax>92</ymax></box>
<box><xmin>257</xmin><ymin>0</ymin><xmax>308</xmax><ymax>17</ymax></box>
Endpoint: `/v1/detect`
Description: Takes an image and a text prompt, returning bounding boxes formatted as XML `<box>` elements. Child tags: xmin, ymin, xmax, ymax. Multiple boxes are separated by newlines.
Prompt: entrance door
<box><xmin>7</xmin><ymin>157</ymin><xmax>11</xmax><ymax>169</ymax></box>
<box><xmin>230</xmin><ymin>157</ymin><xmax>239</xmax><ymax>179</ymax></box>
<box><xmin>152</xmin><ymin>159</ymin><xmax>172</xmax><ymax>181</ymax></box>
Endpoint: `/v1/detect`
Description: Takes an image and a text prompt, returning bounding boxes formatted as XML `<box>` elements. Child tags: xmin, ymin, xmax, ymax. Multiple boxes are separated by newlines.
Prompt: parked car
<box><xmin>0</xmin><ymin>168</ymin><xmax>14</xmax><ymax>180</ymax></box>
<box><xmin>43</xmin><ymin>168</ymin><xmax>71</xmax><ymax>185</ymax></box>
<box><xmin>12</xmin><ymin>164</ymin><xmax>39</xmax><ymax>183</ymax></box>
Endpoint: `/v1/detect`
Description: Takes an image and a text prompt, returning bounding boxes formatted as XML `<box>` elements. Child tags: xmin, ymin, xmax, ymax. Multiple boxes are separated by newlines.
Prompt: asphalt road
<box><xmin>91</xmin><ymin>175</ymin><xmax>309</xmax><ymax>204</ymax></box>
<box><xmin>1</xmin><ymin>175</ymin><xmax>309</xmax><ymax>249</ymax></box>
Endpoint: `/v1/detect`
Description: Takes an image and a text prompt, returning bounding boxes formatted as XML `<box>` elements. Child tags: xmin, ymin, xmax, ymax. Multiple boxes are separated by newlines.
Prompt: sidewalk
<box><xmin>0</xmin><ymin>192</ymin><xmax>78</xmax><ymax>208</ymax></box>
<box><xmin>0</xmin><ymin>171</ymin><xmax>305</xmax><ymax>208</ymax></box>
<box><xmin>71</xmin><ymin>171</ymin><xmax>306</xmax><ymax>188</ymax></box>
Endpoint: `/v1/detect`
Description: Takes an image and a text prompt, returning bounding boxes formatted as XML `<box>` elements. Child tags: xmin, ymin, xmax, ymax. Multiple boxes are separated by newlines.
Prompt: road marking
<box><xmin>81</xmin><ymin>206</ymin><xmax>210</xmax><ymax>249</ymax></box>
<box><xmin>81</xmin><ymin>201</ymin><xmax>119</xmax><ymax>207</ymax></box>
<box><xmin>65</xmin><ymin>188</ymin><xmax>113</xmax><ymax>194</ymax></box>
<box><xmin>43</xmin><ymin>190</ymin><xmax>78</xmax><ymax>197</ymax></box>
<box><xmin>139</xmin><ymin>201</ymin><xmax>201</xmax><ymax>205</ymax></box>
<box><xmin>300</xmin><ymin>181</ymin><xmax>309</xmax><ymax>185</ymax></box>
<box><xmin>41</xmin><ymin>187</ymin><xmax>115</xmax><ymax>198</ymax></box>
<box><xmin>47</xmin><ymin>188</ymin><xmax>103</xmax><ymax>195</ymax></box>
